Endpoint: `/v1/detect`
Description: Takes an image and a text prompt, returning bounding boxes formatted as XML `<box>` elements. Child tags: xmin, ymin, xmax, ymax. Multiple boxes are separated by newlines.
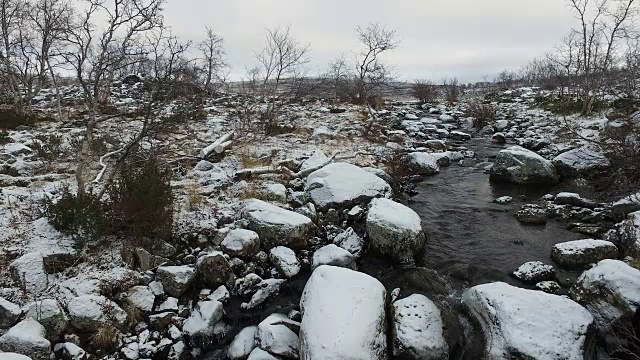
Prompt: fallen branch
<box><xmin>235</xmin><ymin>152</ymin><xmax>341</xmax><ymax>180</ymax></box>
<box><xmin>92</xmin><ymin>149</ymin><xmax>124</xmax><ymax>184</ymax></box>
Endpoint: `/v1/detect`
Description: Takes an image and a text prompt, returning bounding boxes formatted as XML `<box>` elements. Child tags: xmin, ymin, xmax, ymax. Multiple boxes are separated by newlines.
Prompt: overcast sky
<box><xmin>163</xmin><ymin>0</ymin><xmax>576</xmax><ymax>83</ymax></box>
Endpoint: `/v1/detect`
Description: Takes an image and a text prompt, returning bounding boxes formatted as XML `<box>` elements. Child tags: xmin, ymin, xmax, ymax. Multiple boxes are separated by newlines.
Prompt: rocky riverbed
<box><xmin>1</xmin><ymin>84</ymin><xmax>639</xmax><ymax>359</ymax></box>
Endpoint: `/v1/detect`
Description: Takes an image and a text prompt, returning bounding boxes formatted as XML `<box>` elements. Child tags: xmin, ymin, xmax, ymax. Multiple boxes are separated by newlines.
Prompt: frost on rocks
<box><xmin>221</xmin><ymin>229</ymin><xmax>261</xmax><ymax>258</ymax></box>
<box><xmin>209</xmin><ymin>285</ymin><xmax>230</xmax><ymax>303</ymax></box>
<box><xmin>311</xmin><ymin>244</ymin><xmax>356</xmax><ymax>270</ymax></box>
<box><xmin>0</xmin><ymin>318</ymin><xmax>51</xmax><ymax>360</ymax></box>
<box><xmin>391</xmin><ymin>294</ymin><xmax>448</xmax><ymax>360</ymax></box>
<box><xmin>0</xmin><ymin>297</ymin><xmax>22</xmax><ymax>328</ymax></box>
<box><xmin>156</xmin><ymin>265</ymin><xmax>196</xmax><ymax>297</ymax></box>
<box><xmin>406</xmin><ymin>152</ymin><xmax>441</xmax><ymax>176</ymax></box>
<box><xmin>462</xmin><ymin>282</ymin><xmax>594</xmax><ymax>360</ymax></box>
<box><xmin>305</xmin><ymin>162</ymin><xmax>391</xmax><ymax>211</ymax></box>
<box><xmin>571</xmin><ymin>259</ymin><xmax>640</xmax><ymax>328</ymax></box>
<box><xmin>512</xmin><ymin>261</ymin><xmax>555</xmax><ymax>283</ymax></box>
<box><xmin>227</xmin><ymin>325</ymin><xmax>258</xmax><ymax>360</ymax></box>
<box><xmin>24</xmin><ymin>299</ymin><xmax>68</xmax><ymax>339</ymax></box>
<box><xmin>333</xmin><ymin>227</ymin><xmax>364</xmax><ymax>258</ymax></box>
<box><xmin>125</xmin><ymin>285</ymin><xmax>156</xmax><ymax>313</ymax></box>
<box><xmin>490</xmin><ymin>146</ymin><xmax>559</xmax><ymax>185</ymax></box>
<box><xmin>299</xmin><ymin>266</ymin><xmax>387</xmax><ymax>360</ymax></box>
<box><xmin>257</xmin><ymin>313</ymin><xmax>299</xmax><ymax>358</ymax></box>
<box><xmin>299</xmin><ymin>149</ymin><xmax>329</xmax><ymax>171</ymax></box>
<box><xmin>552</xmin><ymin>147</ymin><xmax>609</xmax><ymax>177</ymax></box>
<box><xmin>366</xmin><ymin>198</ymin><xmax>426</xmax><ymax>266</ymax></box>
<box><xmin>157</xmin><ymin>297</ymin><xmax>179</xmax><ymax>312</ymax></box>
<box><xmin>182</xmin><ymin>300</ymin><xmax>224</xmax><ymax>347</ymax></box>
<box><xmin>269</xmin><ymin>246</ymin><xmax>301</xmax><ymax>278</ymax></box>
<box><xmin>606</xmin><ymin>210</ymin><xmax>640</xmax><ymax>257</ymax></box>
<box><xmin>242</xmin><ymin>199</ymin><xmax>316</xmax><ymax>249</ymax></box>
<box><xmin>9</xmin><ymin>253</ymin><xmax>48</xmax><ymax>294</ymax></box>
<box><xmin>551</xmin><ymin>239</ymin><xmax>618</xmax><ymax>267</ymax></box>
<box><xmin>611</xmin><ymin>193</ymin><xmax>640</xmax><ymax>216</ymax></box>
<box><xmin>67</xmin><ymin>295</ymin><xmax>127</xmax><ymax>331</ymax></box>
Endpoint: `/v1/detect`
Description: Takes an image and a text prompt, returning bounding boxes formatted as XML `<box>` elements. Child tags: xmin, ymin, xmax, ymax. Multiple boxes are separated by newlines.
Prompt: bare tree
<box><xmin>197</xmin><ymin>25</ymin><xmax>226</xmax><ymax>93</ymax></box>
<box><xmin>443</xmin><ymin>76</ymin><xmax>460</xmax><ymax>104</ymax></box>
<box><xmin>324</xmin><ymin>54</ymin><xmax>352</xmax><ymax>102</ymax></box>
<box><xmin>353</xmin><ymin>23</ymin><xmax>399</xmax><ymax>104</ymax></box>
<box><xmin>410</xmin><ymin>79</ymin><xmax>439</xmax><ymax>104</ymax></box>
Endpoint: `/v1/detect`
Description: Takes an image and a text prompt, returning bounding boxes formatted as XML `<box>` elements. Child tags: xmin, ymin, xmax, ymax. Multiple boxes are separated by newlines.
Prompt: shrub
<box><xmin>466</xmin><ymin>102</ymin><xmax>496</xmax><ymax>129</ymax></box>
<box><xmin>0</xmin><ymin>107</ymin><xmax>37</xmax><ymax>129</ymax></box>
<box><xmin>410</xmin><ymin>79</ymin><xmax>439</xmax><ymax>104</ymax></box>
<box><xmin>0</xmin><ymin>130</ymin><xmax>10</xmax><ymax>144</ymax></box>
<box><xmin>109</xmin><ymin>155</ymin><xmax>174</xmax><ymax>242</ymax></box>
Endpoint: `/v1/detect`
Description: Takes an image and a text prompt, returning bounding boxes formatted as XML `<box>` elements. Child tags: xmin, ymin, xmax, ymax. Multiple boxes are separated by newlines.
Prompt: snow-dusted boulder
<box><xmin>366</xmin><ymin>198</ymin><xmax>426</xmax><ymax>266</ymax></box>
<box><xmin>257</xmin><ymin>313</ymin><xmax>299</xmax><ymax>358</ymax></box>
<box><xmin>227</xmin><ymin>326</ymin><xmax>258</xmax><ymax>360</ymax></box>
<box><xmin>512</xmin><ymin>261</ymin><xmax>555</xmax><ymax>283</ymax></box>
<box><xmin>553</xmin><ymin>147</ymin><xmax>609</xmax><ymax>177</ymax></box>
<box><xmin>197</xmin><ymin>252</ymin><xmax>233</xmax><ymax>287</ymax></box>
<box><xmin>52</xmin><ymin>342</ymin><xmax>87</xmax><ymax>360</ymax></box>
<box><xmin>24</xmin><ymin>299</ymin><xmax>68</xmax><ymax>339</ymax></box>
<box><xmin>555</xmin><ymin>192</ymin><xmax>597</xmax><ymax>209</ymax></box>
<box><xmin>312</xmin><ymin>244</ymin><xmax>356</xmax><ymax>270</ymax></box>
<box><xmin>571</xmin><ymin>259</ymin><xmax>640</xmax><ymax>327</ymax></box>
<box><xmin>299</xmin><ymin>266</ymin><xmax>387</xmax><ymax>360</ymax></box>
<box><xmin>462</xmin><ymin>282</ymin><xmax>594</xmax><ymax>360</ymax></box>
<box><xmin>300</xmin><ymin>150</ymin><xmax>330</xmax><ymax>172</ymax></box>
<box><xmin>0</xmin><ymin>319</ymin><xmax>50</xmax><ymax>360</ymax></box>
<box><xmin>9</xmin><ymin>253</ymin><xmax>48</xmax><ymax>294</ymax></box>
<box><xmin>405</xmin><ymin>113</ymin><xmax>419</xmax><ymax>120</ymax></box>
<box><xmin>305</xmin><ymin>162</ymin><xmax>391</xmax><ymax>211</ymax></box>
<box><xmin>183</xmin><ymin>300</ymin><xmax>224</xmax><ymax>347</ymax></box>
<box><xmin>156</xmin><ymin>265</ymin><xmax>196</xmax><ymax>297</ymax></box>
<box><xmin>242</xmin><ymin>199</ymin><xmax>316</xmax><ymax>249</ymax></box>
<box><xmin>269</xmin><ymin>247</ymin><xmax>301</xmax><ymax>278</ymax></box>
<box><xmin>0</xmin><ymin>297</ymin><xmax>21</xmax><ymax>328</ymax></box>
<box><xmin>247</xmin><ymin>348</ymin><xmax>280</xmax><ymax>359</ymax></box>
<box><xmin>611</xmin><ymin>192</ymin><xmax>640</xmax><ymax>216</ymax></box>
<box><xmin>312</xmin><ymin>126</ymin><xmax>334</xmax><ymax>141</ymax></box>
<box><xmin>0</xmin><ymin>353</ymin><xmax>33</xmax><ymax>360</ymax></box>
<box><xmin>406</xmin><ymin>152</ymin><xmax>440</xmax><ymax>176</ymax></box>
<box><xmin>605</xmin><ymin>210</ymin><xmax>640</xmax><ymax>257</ymax></box>
<box><xmin>490</xmin><ymin>146</ymin><xmax>559</xmax><ymax>185</ymax></box>
<box><xmin>221</xmin><ymin>229</ymin><xmax>260</xmax><ymax>258</ymax></box>
<box><xmin>125</xmin><ymin>285</ymin><xmax>155</xmax><ymax>313</ymax></box>
<box><xmin>260</xmin><ymin>183</ymin><xmax>287</xmax><ymax>203</ymax></box>
<box><xmin>551</xmin><ymin>239</ymin><xmax>618</xmax><ymax>267</ymax></box>
<box><xmin>241</xmin><ymin>278</ymin><xmax>286</xmax><ymax>310</ymax></box>
<box><xmin>391</xmin><ymin>294</ymin><xmax>448</xmax><ymax>360</ymax></box>
<box><xmin>333</xmin><ymin>227</ymin><xmax>364</xmax><ymax>258</ymax></box>
<box><xmin>67</xmin><ymin>295</ymin><xmax>127</xmax><ymax>331</ymax></box>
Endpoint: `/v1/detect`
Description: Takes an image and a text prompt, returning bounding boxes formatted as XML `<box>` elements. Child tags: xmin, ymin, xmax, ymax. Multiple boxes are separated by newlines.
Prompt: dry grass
<box><xmin>185</xmin><ymin>179</ymin><xmax>205</xmax><ymax>210</ymax></box>
<box><xmin>237</xmin><ymin>182</ymin><xmax>284</xmax><ymax>202</ymax></box>
<box><xmin>236</xmin><ymin>146</ymin><xmax>276</xmax><ymax>169</ymax></box>
<box><xmin>123</xmin><ymin>302</ymin><xmax>143</xmax><ymax>328</ymax></box>
<box><xmin>90</xmin><ymin>326</ymin><xmax>119</xmax><ymax>353</ymax></box>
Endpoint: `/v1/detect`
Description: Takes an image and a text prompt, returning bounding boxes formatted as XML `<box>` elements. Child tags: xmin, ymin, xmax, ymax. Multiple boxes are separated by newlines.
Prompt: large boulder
<box><xmin>305</xmin><ymin>162</ymin><xmax>391</xmax><ymax>211</ymax></box>
<box><xmin>570</xmin><ymin>259</ymin><xmax>640</xmax><ymax>328</ymax></box>
<box><xmin>462</xmin><ymin>282</ymin><xmax>594</xmax><ymax>360</ymax></box>
<box><xmin>366</xmin><ymin>198</ymin><xmax>426</xmax><ymax>266</ymax></box>
<box><xmin>221</xmin><ymin>229</ymin><xmax>261</xmax><ymax>258</ymax></box>
<box><xmin>242</xmin><ymin>199</ymin><xmax>316</xmax><ymax>249</ymax></box>
<box><xmin>605</xmin><ymin>210</ymin><xmax>640</xmax><ymax>257</ymax></box>
<box><xmin>67</xmin><ymin>295</ymin><xmax>127</xmax><ymax>331</ymax></box>
<box><xmin>9</xmin><ymin>253</ymin><xmax>48</xmax><ymax>294</ymax></box>
<box><xmin>256</xmin><ymin>313</ymin><xmax>299</xmax><ymax>358</ymax></box>
<box><xmin>0</xmin><ymin>297</ymin><xmax>21</xmax><ymax>328</ymax></box>
<box><xmin>0</xmin><ymin>319</ymin><xmax>51</xmax><ymax>360</ymax></box>
<box><xmin>23</xmin><ymin>299</ymin><xmax>68</xmax><ymax>339</ymax></box>
<box><xmin>227</xmin><ymin>326</ymin><xmax>258</xmax><ymax>360</ymax></box>
<box><xmin>124</xmin><ymin>285</ymin><xmax>155</xmax><ymax>313</ymax></box>
<box><xmin>406</xmin><ymin>152</ymin><xmax>440</xmax><ymax>176</ymax></box>
<box><xmin>551</xmin><ymin>239</ymin><xmax>618</xmax><ymax>268</ymax></box>
<box><xmin>611</xmin><ymin>193</ymin><xmax>640</xmax><ymax>216</ymax></box>
<box><xmin>391</xmin><ymin>294</ymin><xmax>448</xmax><ymax>360</ymax></box>
<box><xmin>182</xmin><ymin>300</ymin><xmax>224</xmax><ymax>347</ymax></box>
<box><xmin>490</xmin><ymin>146</ymin><xmax>559</xmax><ymax>184</ymax></box>
<box><xmin>156</xmin><ymin>265</ymin><xmax>196</xmax><ymax>297</ymax></box>
<box><xmin>197</xmin><ymin>252</ymin><xmax>233</xmax><ymax>287</ymax></box>
<box><xmin>552</xmin><ymin>147</ymin><xmax>609</xmax><ymax>177</ymax></box>
<box><xmin>299</xmin><ymin>266</ymin><xmax>387</xmax><ymax>360</ymax></box>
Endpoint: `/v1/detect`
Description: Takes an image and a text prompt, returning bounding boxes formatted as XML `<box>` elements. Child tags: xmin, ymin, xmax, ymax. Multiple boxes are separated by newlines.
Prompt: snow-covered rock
<box><xmin>490</xmin><ymin>146</ymin><xmax>559</xmax><ymax>185</ymax></box>
<box><xmin>405</xmin><ymin>113</ymin><xmax>419</xmax><ymax>120</ymax></box>
<box><xmin>0</xmin><ymin>297</ymin><xmax>21</xmax><ymax>328</ymax></box>
<box><xmin>0</xmin><ymin>319</ymin><xmax>50</xmax><ymax>360</ymax></box>
<box><xmin>156</xmin><ymin>265</ymin><xmax>196</xmax><ymax>297</ymax></box>
<box><xmin>269</xmin><ymin>246</ymin><xmax>301</xmax><ymax>278</ymax></box>
<box><xmin>183</xmin><ymin>300</ymin><xmax>224</xmax><ymax>347</ymax></box>
<box><xmin>515</xmin><ymin>205</ymin><xmax>548</xmax><ymax>224</ymax></box>
<box><xmin>605</xmin><ymin>210</ymin><xmax>640</xmax><ymax>257</ymax></box>
<box><xmin>406</xmin><ymin>152</ymin><xmax>440</xmax><ymax>176</ymax></box>
<box><xmin>493</xmin><ymin>196</ymin><xmax>513</xmax><ymax>204</ymax></box>
<box><xmin>305</xmin><ymin>162</ymin><xmax>391</xmax><ymax>211</ymax></box>
<box><xmin>553</xmin><ymin>147</ymin><xmax>609</xmax><ymax>177</ymax></box>
<box><xmin>551</xmin><ymin>239</ymin><xmax>618</xmax><ymax>267</ymax></box>
<box><xmin>221</xmin><ymin>229</ymin><xmax>260</xmax><ymax>258</ymax></box>
<box><xmin>197</xmin><ymin>252</ymin><xmax>233</xmax><ymax>287</ymax></box>
<box><xmin>247</xmin><ymin>348</ymin><xmax>280</xmax><ymax>359</ymax></box>
<box><xmin>227</xmin><ymin>326</ymin><xmax>258</xmax><ymax>360</ymax></box>
<box><xmin>242</xmin><ymin>199</ymin><xmax>316</xmax><ymax>249</ymax></box>
<box><xmin>555</xmin><ymin>192</ymin><xmax>597</xmax><ymax>209</ymax></box>
<box><xmin>67</xmin><ymin>295</ymin><xmax>127</xmax><ymax>331</ymax></box>
<box><xmin>53</xmin><ymin>342</ymin><xmax>87</xmax><ymax>360</ymax></box>
<box><xmin>391</xmin><ymin>294</ymin><xmax>448</xmax><ymax>360</ymax></box>
<box><xmin>611</xmin><ymin>193</ymin><xmax>640</xmax><ymax>216</ymax></box>
<box><xmin>23</xmin><ymin>299</ymin><xmax>67</xmax><ymax>339</ymax></box>
<box><xmin>257</xmin><ymin>313</ymin><xmax>299</xmax><ymax>358</ymax></box>
<box><xmin>462</xmin><ymin>282</ymin><xmax>594</xmax><ymax>360</ymax></box>
<box><xmin>311</xmin><ymin>244</ymin><xmax>356</xmax><ymax>270</ymax></box>
<box><xmin>332</xmin><ymin>227</ymin><xmax>364</xmax><ymax>258</ymax></box>
<box><xmin>125</xmin><ymin>285</ymin><xmax>155</xmax><ymax>313</ymax></box>
<box><xmin>512</xmin><ymin>261</ymin><xmax>555</xmax><ymax>283</ymax></box>
<box><xmin>241</xmin><ymin>278</ymin><xmax>286</xmax><ymax>310</ymax></box>
<box><xmin>571</xmin><ymin>259</ymin><xmax>640</xmax><ymax>327</ymax></box>
<box><xmin>9</xmin><ymin>253</ymin><xmax>48</xmax><ymax>294</ymax></box>
<box><xmin>299</xmin><ymin>150</ymin><xmax>329</xmax><ymax>172</ymax></box>
<box><xmin>366</xmin><ymin>198</ymin><xmax>426</xmax><ymax>266</ymax></box>
<box><xmin>312</xmin><ymin>126</ymin><xmax>334</xmax><ymax>141</ymax></box>
<box><xmin>299</xmin><ymin>266</ymin><xmax>387</xmax><ymax>360</ymax></box>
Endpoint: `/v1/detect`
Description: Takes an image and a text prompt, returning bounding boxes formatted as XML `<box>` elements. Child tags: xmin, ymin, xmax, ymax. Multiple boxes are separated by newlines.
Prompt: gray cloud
<box><xmin>163</xmin><ymin>0</ymin><xmax>576</xmax><ymax>82</ymax></box>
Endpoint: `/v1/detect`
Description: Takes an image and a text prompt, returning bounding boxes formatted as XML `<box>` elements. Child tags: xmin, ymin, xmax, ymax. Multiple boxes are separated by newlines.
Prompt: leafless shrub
<box><xmin>466</xmin><ymin>101</ymin><xmax>496</xmax><ymax>129</ymax></box>
<box><xmin>443</xmin><ymin>77</ymin><xmax>461</xmax><ymax>104</ymax></box>
<box><xmin>410</xmin><ymin>79</ymin><xmax>439</xmax><ymax>104</ymax></box>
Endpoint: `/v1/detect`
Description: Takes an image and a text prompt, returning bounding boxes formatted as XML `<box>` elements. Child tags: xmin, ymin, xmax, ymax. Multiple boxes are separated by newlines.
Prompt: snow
<box><xmin>241</xmin><ymin>278</ymin><xmax>286</xmax><ymax>310</ymax></box>
<box><xmin>242</xmin><ymin>199</ymin><xmax>315</xmax><ymax>249</ymax></box>
<box><xmin>493</xmin><ymin>196</ymin><xmax>513</xmax><ymax>204</ymax></box>
<box><xmin>23</xmin><ymin>299</ymin><xmax>67</xmax><ymax>338</ymax></box>
<box><xmin>256</xmin><ymin>313</ymin><xmax>299</xmax><ymax>358</ymax></box>
<box><xmin>67</xmin><ymin>295</ymin><xmax>127</xmax><ymax>330</ymax></box>
<box><xmin>299</xmin><ymin>265</ymin><xmax>387</xmax><ymax>360</ymax></box>
<box><xmin>512</xmin><ymin>261</ymin><xmax>555</xmax><ymax>283</ymax></box>
<box><xmin>9</xmin><ymin>253</ymin><xmax>48</xmax><ymax>294</ymax></box>
<box><xmin>0</xmin><ymin>297</ymin><xmax>22</xmax><ymax>328</ymax></box>
<box><xmin>300</xmin><ymin>149</ymin><xmax>330</xmax><ymax>171</ymax></box>
<box><xmin>221</xmin><ymin>229</ymin><xmax>260</xmax><ymax>257</ymax></box>
<box><xmin>572</xmin><ymin>259</ymin><xmax>640</xmax><ymax>327</ymax></box>
<box><xmin>0</xmin><ymin>318</ymin><xmax>51</xmax><ymax>360</ymax></box>
<box><xmin>182</xmin><ymin>300</ymin><xmax>224</xmax><ymax>342</ymax></box>
<box><xmin>247</xmin><ymin>347</ymin><xmax>280</xmax><ymax>359</ymax></box>
<box><xmin>552</xmin><ymin>147</ymin><xmax>609</xmax><ymax>176</ymax></box>
<box><xmin>551</xmin><ymin>239</ymin><xmax>618</xmax><ymax>267</ymax></box>
<box><xmin>269</xmin><ymin>246</ymin><xmax>301</xmax><ymax>278</ymax></box>
<box><xmin>126</xmin><ymin>286</ymin><xmax>155</xmax><ymax>312</ymax></box>
<box><xmin>157</xmin><ymin>297</ymin><xmax>179</xmax><ymax>312</ymax></box>
<box><xmin>406</xmin><ymin>152</ymin><xmax>440</xmax><ymax>175</ymax></box>
<box><xmin>462</xmin><ymin>282</ymin><xmax>594</xmax><ymax>360</ymax></box>
<box><xmin>155</xmin><ymin>265</ymin><xmax>196</xmax><ymax>297</ymax></box>
<box><xmin>490</xmin><ymin>146</ymin><xmax>559</xmax><ymax>185</ymax></box>
<box><xmin>305</xmin><ymin>162</ymin><xmax>391</xmax><ymax>211</ymax></box>
<box><xmin>311</xmin><ymin>244</ymin><xmax>356</xmax><ymax>270</ymax></box>
<box><xmin>333</xmin><ymin>227</ymin><xmax>364</xmax><ymax>258</ymax></box>
<box><xmin>391</xmin><ymin>294</ymin><xmax>448</xmax><ymax>360</ymax></box>
<box><xmin>227</xmin><ymin>326</ymin><xmax>258</xmax><ymax>360</ymax></box>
